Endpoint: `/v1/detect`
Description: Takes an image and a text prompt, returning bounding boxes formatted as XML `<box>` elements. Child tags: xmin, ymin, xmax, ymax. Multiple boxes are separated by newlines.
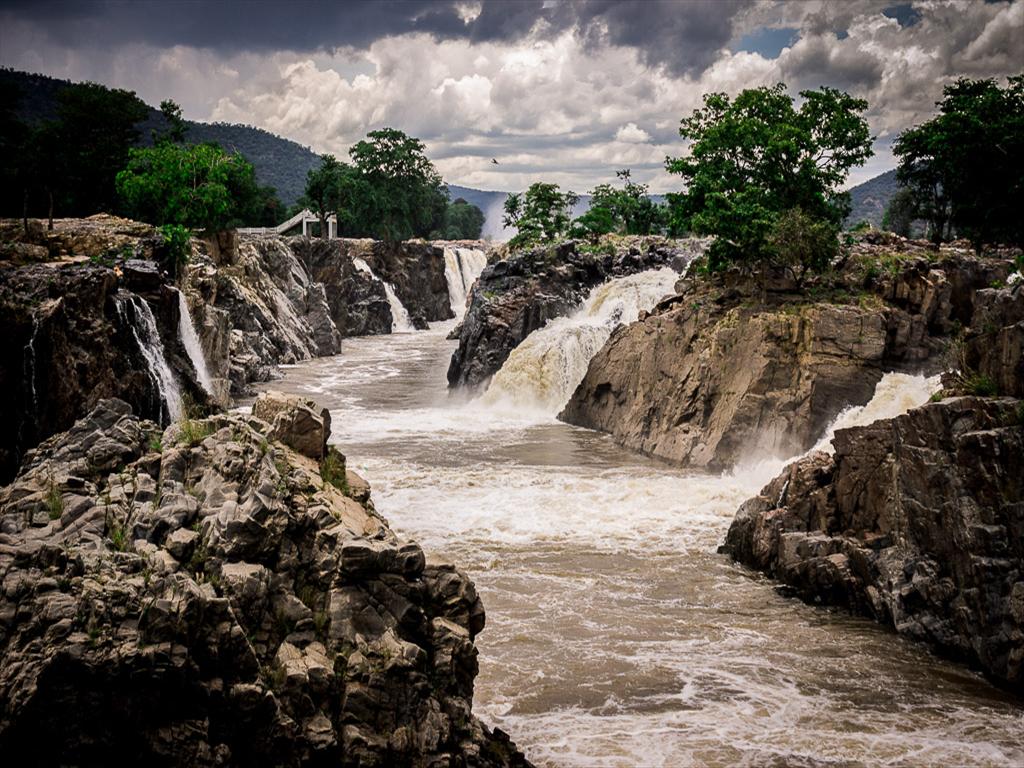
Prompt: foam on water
<box><xmin>116</xmin><ymin>293</ymin><xmax>182</xmax><ymax>423</ymax></box>
<box><xmin>252</xmin><ymin>319</ymin><xmax>1024</xmax><ymax>768</ymax></box>
<box><xmin>483</xmin><ymin>268</ymin><xmax>679</xmax><ymax>414</ymax></box>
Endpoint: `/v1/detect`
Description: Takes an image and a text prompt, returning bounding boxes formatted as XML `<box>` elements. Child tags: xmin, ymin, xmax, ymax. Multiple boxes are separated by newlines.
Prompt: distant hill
<box><xmin>3</xmin><ymin>68</ymin><xmax>901</xmax><ymax>232</ymax></box>
<box><xmin>845</xmin><ymin>169</ymin><xmax>899</xmax><ymax>229</ymax></box>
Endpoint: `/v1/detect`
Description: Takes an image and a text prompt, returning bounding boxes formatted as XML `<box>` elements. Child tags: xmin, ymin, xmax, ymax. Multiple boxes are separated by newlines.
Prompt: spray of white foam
<box><xmin>481</xmin><ymin>194</ymin><xmax>513</xmax><ymax>241</ymax></box>
<box><xmin>443</xmin><ymin>246</ymin><xmax>488</xmax><ymax>318</ymax></box>
<box><xmin>733</xmin><ymin>371</ymin><xmax>942</xmax><ymax>491</ymax></box>
<box><xmin>176</xmin><ymin>290</ymin><xmax>214</xmax><ymax>394</ymax></box>
<box><xmin>353</xmin><ymin>257</ymin><xmax>415</xmax><ymax>332</ymax></box>
<box><xmin>116</xmin><ymin>293</ymin><xmax>183</xmax><ymax>423</ymax></box>
<box><xmin>482</xmin><ymin>268</ymin><xmax>679</xmax><ymax>415</ymax></box>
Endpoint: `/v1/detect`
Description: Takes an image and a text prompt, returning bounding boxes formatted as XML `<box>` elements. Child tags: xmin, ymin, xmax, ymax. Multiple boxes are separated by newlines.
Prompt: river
<box><xmin>259</xmin><ymin>319</ymin><xmax>1024</xmax><ymax>767</ymax></box>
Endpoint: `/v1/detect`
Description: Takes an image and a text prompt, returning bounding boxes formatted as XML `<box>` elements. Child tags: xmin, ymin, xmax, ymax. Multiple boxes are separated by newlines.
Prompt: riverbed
<box><xmin>260</xmin><ymin>322</ymin><xmax>1024</xmax><ymax>767</ymax></box>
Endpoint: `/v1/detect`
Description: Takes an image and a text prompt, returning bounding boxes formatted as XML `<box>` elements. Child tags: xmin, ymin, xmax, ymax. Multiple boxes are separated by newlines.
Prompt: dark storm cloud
<box><xmin>0</xmin><ymin>0</ymin><xmax>749</xmax><ymax>76</ymax></box>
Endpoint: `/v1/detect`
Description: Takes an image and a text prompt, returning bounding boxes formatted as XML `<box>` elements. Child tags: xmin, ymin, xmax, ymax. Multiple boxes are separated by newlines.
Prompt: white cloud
<box><xmin>615</xmin><ymin>123</ymin><xmax>651</xmax><ymax>143</ymax></box>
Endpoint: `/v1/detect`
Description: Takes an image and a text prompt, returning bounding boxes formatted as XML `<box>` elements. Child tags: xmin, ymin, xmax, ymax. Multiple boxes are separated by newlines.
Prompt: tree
<box><xmin>155</xmin><ymin>99</ymin><xmax>188</xmax><ymax>144</ymax></box>
<box><xmin>503</xmin><ymin>183</ymin><xmax>578</xmax><ymax>249</ymax></box>
<box><xmin>116</xmin><ymin>141</ymin><xmax>260</xmax><ymax>232</ymax></box>
<box><xmin>347</xmin><ymin>128</ymin><xmax>448</xmax><ymax>241</ymax></box>
<box><xmin>54</xmin><ymin>82</ymin><xmax>149</xmax><ymax>216</ymax></box>
<box><xmin>894</xmin><ymin>75</ymin><xmax>1024</xmax><ymax>250</ymax></box>
<box><xmin>439</xmin><ymin>198</ymin><xmax>485</xmax><ymax>239</ymax></box>
<box><xmin>573</xmin><ymin>169</ymin><xmax>666</xmax><ymax>239</ymax></box>
<box><xmin>881</xmin><ymin>187</ymin><xmax>916</xmax><ymax>238</ymax></box>
<box><xmin>666</xmin><ymin>83</ymin><xmax>872</xmax><ymax>272</ymax></box>
<box><xmin>767</xmin><ymin>208</ymin><xmax>839</xmax><ymax>285</ymax></box>
<box><xmin>301</xmin><ymin>154</ymin><xmax>345</xmax><ymax>238</ymax></box>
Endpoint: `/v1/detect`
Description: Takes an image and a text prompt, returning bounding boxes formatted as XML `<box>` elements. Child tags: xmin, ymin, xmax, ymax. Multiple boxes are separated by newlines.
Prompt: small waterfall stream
<box><xmin>353</xmin><ymin>257</ymin><xmax>415</xmax><ymax>332</ymax></box>
<box><xmin>177</xmin><ymin>290</ymin><xmax>214</xmax><ymax>394</ymax></box>
<box><xmin>115</xmin><ymin>293</ymin><xmax>183</xmax><ymax>423</ymax></box>
<box><xmin>482</xmin><ymin>267</ymin><xmax>680</xmax><ymax>414</ymax></box>
<box><xmin>443</xmin><ymin>246</ymin><xmax>488</xmax><ymax>318</ymax></box>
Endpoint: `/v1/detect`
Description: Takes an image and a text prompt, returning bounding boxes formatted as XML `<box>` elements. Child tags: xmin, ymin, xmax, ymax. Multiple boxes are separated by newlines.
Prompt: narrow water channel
<box><xmin>259</xmin><ymin>322</ymin><xmax>1024</xmax><ymax>767</ymax></box>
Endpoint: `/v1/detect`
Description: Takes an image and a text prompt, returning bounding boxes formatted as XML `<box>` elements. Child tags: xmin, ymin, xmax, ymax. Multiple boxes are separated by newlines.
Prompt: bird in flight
<box><xmin>491</xmin><ymin>158</ymin><xmax>499</xmax><ymax>165</ymax></box>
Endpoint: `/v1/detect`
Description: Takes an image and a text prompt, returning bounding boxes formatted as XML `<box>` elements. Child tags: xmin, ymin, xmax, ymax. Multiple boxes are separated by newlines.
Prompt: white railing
<box><xmin>237</xmin><ymin>209</ymin><xmax>337</xmax><ymax>237</ymax></box>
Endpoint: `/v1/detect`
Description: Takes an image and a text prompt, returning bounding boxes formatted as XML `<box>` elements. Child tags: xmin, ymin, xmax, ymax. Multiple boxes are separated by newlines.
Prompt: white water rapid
<box><xmin>482</xmin><ymin>267</ymin><xmax>679</xmax><ymax>414</ymax></box>
<box><xmin>177</xmin><ymin>290</ymin><xmax>214</xmax><ymax>394</ymax></box>
<box><xmin>443</xmin><ymin>246</ymin><xmax>489</xmax><ymax>318</ymax></box>
<box><xmin>116</xmin><ymin>294</ymin><xmax>183</xmax><ymax>423</ymax></box>
<box><xmin>253</xmin><ymin>326</ymin><xmax>1024</xmax><ymax>767</ymax></box>
<box><xmin>352</xmin><ymin>257</ymin><xmax>415</xmax><ymax>332</ymax></box>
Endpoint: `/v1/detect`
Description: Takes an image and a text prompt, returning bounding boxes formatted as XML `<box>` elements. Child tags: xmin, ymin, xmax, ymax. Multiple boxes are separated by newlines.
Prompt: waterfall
<box><xmin>443</xmin><ymin>246</ymin><xmax>488</xmax><ymax>318</ymax></box>
<box><xmin>482</xmin><ymin>267</ymin><xmax>680</xmax><ymax>414</ymax></box>
<box><xmin>352</xmin><ymin>257</ymin><xmax>415</xmax><ymax>332</ymax></box>
<box><xmin>22</xmin><ymin>314</ymin><xmax>41</xmax><ymax>418</ymax></box>
<box><xmin>115</xmin><ymin>294</ymin><xmax>183</xmax><ymax>423</ymax></box>
<box><xmin>177</xmin><ymin>290</ymin><xmax>214</xmax><ymax>394</ymax></box>
<box><xmin>735</xmin><ymin>371</ymin><xmax>942</xmax><ymax>490</ymax></box>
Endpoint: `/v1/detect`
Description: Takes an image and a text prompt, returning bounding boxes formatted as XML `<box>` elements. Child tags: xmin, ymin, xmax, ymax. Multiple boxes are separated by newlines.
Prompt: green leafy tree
<box><xmin>570</xmin><ymin>205</ymin><xmax>616</xmax><ymax>243</ymax></box>
<box><xmin>503</xmin><ymin>182</ymin><xmax>579</xmax><ymax>249</ymax></box>
<box><xmin>154</xmin><ymin>99</ymin><xmax>188</xmax><ymax>144</ymax></box>
<box><xmin>347</xmin><ymin>128</ymin><xmax>448</xmax><ymax>241</ymax></box>
<box><xmin>439</xmin><ymin>198</ymin><xmax>485</xmax><ymax>239</ymax></box>
<box><xmin>580</xmin><ymin>169</ymin><xmax>666</xmax><ymax>237</ymax></box>
<box><xmin>116</xmin><ymin>141</ymin><xmax>260</xmax><ymax>231</ymax></box>
<box><xmin>666</xmin><ymin>83</ymin><xmax>872</xmax><ymax>272</ymax></box>
<box><xmin>767</xmin><ymin>208</ymin><xmax>840</xmax><ymax>285</ymax></box>
<box><xmin>894</xmin><ymin>75</ymin><xmax>1024</xmax><ymax>250</ymax></box>
<box><xmin>881</xmin><ymin>187</ymin><xmax>917</xmax><ymax>238</ymax></box>
<box><xmin>300</xmin><ymin>154</ymin><xmax>345</xmax><ymax>237</ymax></box>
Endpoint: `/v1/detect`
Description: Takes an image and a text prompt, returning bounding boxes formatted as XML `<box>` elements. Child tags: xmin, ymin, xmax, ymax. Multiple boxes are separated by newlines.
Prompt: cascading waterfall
<box><xmin>177</xmin><ymin>290</ymin><xmax>214</xmax><ymax>394</ymax></box>
<box><xmin>482</xmin><ymin>267</ymin><xmax>680</xmax><ymax>414</ymax></box>
<box><xmin>22</xmin><ymin>314</ymin><xmax>41</xmax><ymax>419</ymax></box>
<box><xmin>443</xmin><ymin>246</ymin><xmax>488</xmax><ymax>318</ymax></box>
<box><xmin>352</xmin><ymin>257</ymin><xmax>415</xmax><ymax>332</ymax></box>
<box><xmin>736</xmin><ymin>371</ymin><xmax>943</xmax><ymax>489</ymax></box>
<box><xmin>115</xmin><ymin>293</ymin><xmax>183</xmax><ymax>423</ymax></box>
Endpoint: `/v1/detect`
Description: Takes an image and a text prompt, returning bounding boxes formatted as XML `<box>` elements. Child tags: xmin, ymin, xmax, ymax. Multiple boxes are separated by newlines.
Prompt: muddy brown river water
<box><xmin>256</xmin><ymin>320</ymin><xmax>1023</xmax><ymax>767</ymax></box>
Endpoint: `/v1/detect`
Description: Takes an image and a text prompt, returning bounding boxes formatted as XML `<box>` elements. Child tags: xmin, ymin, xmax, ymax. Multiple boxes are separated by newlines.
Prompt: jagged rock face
<box><xmin>722</xmin><ymin>397</ymin><xmax>1024</xmax><ymax>690</ymax></box>
<box><xmin>291</xmin><ymin>238</ymin><xmax>393</xmax><ymax>337</ymax></box>
<box><xmin>185</xmin><ymin>237</ymin><xmax>343</xmax><ymax>395</ymax></box>
<box><xmin>447</xmin><ymin>238</ymin><xmax>698</xmax><ymax>390</ymax></box>
<box><xmin>0</xmin><ymin>399</ymin><xmax>528</xmax><ymax>766</ymax></box>
<box><xmin>965</xmin><ymin>284</ymin><xmax>1024</xmax><ymax>397</ymax></box>
<box><xmin>0</xmin><ymin>262</ymin><xmax>208</xmax><ymax>484</ymax></box>
<box><xmin>349</xmin><ymin>240</ymin><xmax>455</xmax><ymax>329</ymax></box>
<box><xmin>561</xmin><ymin>251</ymin><xmax>1014</xmax><ymax>469</ymax></box>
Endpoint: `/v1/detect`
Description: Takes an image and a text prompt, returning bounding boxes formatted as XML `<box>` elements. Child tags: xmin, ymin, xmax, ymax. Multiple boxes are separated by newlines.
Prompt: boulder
<box><xmin>252</xmin><ymin>391</ymin><xmax>331</xmax><ymax>461</ymax></box>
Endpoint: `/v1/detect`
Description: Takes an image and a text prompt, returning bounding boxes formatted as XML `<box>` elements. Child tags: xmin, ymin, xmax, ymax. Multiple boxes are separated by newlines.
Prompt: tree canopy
<box><xmin>666</xmin><ymin>83</ymin><xmax>872</xmax><ymax>271</ymax></box>
<box><xmin>503</xmin><ymin>183</ymin><xmax>578</xmax><ymax>249</ymax></box>
<box><xmin>894</xmin><ymin>75</ymin><xmax>1023</xmax><ymax>250</ymax></box>
<box><xmin>439</xmin><ymin>198</ymin><xmax>485</xmax><ymax>240</ymax></box>
<box><xmin>570</xmin><ymin>169</ymin><xmax>666</xmax><ymax>241</ymax></box>
<box><xmin>116</xmin><ymin>141</ymin><xmax>266</xmax><ymax>231</ymax></box>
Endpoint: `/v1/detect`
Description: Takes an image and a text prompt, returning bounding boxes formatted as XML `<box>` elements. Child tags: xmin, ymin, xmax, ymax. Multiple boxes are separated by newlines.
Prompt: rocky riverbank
<box><xmin>447</xmin><ymin>237</ymin><xmax>704</xmax><ymax>390</ymax></box>
<box><xmin>561</xmin><ymin>236</ymin><xmax>1015</xmax><ymax>469</ymax></box>
<box><xmin>0</xmin><ymin>393</ymin><xmax>529</xmax><ymax>765</ymax></box>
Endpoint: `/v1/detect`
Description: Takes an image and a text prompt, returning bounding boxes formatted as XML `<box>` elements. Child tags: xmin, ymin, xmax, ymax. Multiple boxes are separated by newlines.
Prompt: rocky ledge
<box><xmin>0</xmin><ymin>394</ymin><xmax>528</xmax><ymax>765</ymax></box>
<box><xmin>561</xmin><ymin>237</ymin><xmax>1015</xmax><ymax>469</ymax></box>
<box><xmin>722</xmin><ymin>396</ymin><xmax>1023</xmax><ymax>691</ymax></box>
<box><xmin>447</xmin><ymin>237</ymin><xmax>703</xmax><ymax>390</ymax></box>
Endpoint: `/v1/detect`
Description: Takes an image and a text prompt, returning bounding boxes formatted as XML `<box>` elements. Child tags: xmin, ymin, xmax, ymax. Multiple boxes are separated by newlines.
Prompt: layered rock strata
<box><xmin>561</xmin><ymin>242</ymin><xmax>1014</xmax><ymax>469</ymax></box>
<box><xmin>447</xmin><ymin>237</ymin><xmax>703</xmax><ymax>389</ymax></box>
<box><xmin>0</xmin><ymin>395</ymin><xmax>528</xmax><ymax>766</ymax></box>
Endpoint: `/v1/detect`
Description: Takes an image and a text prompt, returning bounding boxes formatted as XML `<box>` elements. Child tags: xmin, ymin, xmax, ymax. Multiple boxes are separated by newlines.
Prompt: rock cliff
<box><xmin>447</xmin><ymin>237</ymin><xmax>703</xmax><ymax>390</ymax></box>
<box><xmin>723</xmin><ymin>396</ymin><xmax>1023</xmax><ymax>690</ymax></box>
<box><xmin>0</xmin><ymin>395</ymin><xmax>528</xmax><ymax>766</ymax></box>
<box><xmin>561</xmin><ymin>240</ymin><xmax>1014</xmax><ymax>469</ymax></box>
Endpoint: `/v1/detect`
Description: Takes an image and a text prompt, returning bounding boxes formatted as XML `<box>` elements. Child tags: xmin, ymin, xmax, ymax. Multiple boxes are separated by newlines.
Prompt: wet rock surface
<box><xmin>562</xmin><ymin>242</ymin><xmax>1015</xmax><ymax>469</ymax></box>
<box><xmin>0</xmin><ymin>398</ymin><xmax>529</xmax><ymax>766</ymax></box>
<box><xmin>447</xmin><ymin>237</ymin><xmax>702</xmax><ymax>390</ymax></box>
<box><xmin>722</xmin><ymin>396</ymin><xmax>1024</xmax><ymax>691</ymax></box>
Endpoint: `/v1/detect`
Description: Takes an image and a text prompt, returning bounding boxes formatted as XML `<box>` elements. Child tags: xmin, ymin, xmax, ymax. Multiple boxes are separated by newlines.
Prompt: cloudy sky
<box><xmin>1</xmin><ymin>0</ymin><xmax>1021</xmax><ymax>192</ymax></box>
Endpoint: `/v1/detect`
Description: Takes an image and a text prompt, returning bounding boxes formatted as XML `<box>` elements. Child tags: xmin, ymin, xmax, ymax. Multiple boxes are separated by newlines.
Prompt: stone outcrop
<box><xmin>447</xmin><ymin>237</ymin><xmax>702</xmax><ymax>389</ymax></box>
<box><xmin>722</xmin><ymin>396</ymin><xmax>1024</xmax><ymax>691</ymax></box>
<box><xmin>561</xmin><ymin>243</ymin><xmax>1014</xmax><ymax>469</ymax></box>
<box><xmin>0</xmin><ymin>397</ymin><xmax>528</xmax><ymax>765</ymax></box>
<box><xmin>0</xmin><ymin>260</ymin><xmax>214</xmax><ymax>485</ymax></box>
